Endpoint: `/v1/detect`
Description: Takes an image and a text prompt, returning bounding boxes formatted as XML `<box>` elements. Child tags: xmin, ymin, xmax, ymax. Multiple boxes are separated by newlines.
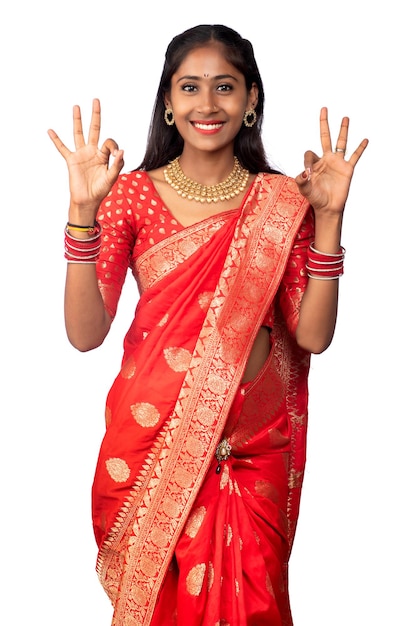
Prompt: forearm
<box><xmin>296</xmin><ymin>213</ymin><xmax>343</xmax><ymax>354</ymax></box>
<box><xmin>64</xmin><ymin>264</ymin><xmax>112</xmax><ymax>351</ymax></box>
<box><xmin>64</xmin><ymin>205</ymin><xmax>112</xmax><ymax>351</ymax></box>
<box><xmin>289</xmin><ymin>106</ymin><xmax>367</xmax><ymax>353</ymax></box>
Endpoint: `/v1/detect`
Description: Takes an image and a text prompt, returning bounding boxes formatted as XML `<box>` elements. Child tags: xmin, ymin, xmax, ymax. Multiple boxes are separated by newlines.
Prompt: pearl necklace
<box><xmin>164</xmin><ymin>156</ymin><xmax>249</xmax><ymax>203</ymax></box>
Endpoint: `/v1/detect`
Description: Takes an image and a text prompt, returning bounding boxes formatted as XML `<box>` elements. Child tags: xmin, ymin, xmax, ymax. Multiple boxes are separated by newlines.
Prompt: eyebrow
<box><xmin>175</xmin><ymin>74</ymin><xmax>239</xmax><ymax>83</ymax></box>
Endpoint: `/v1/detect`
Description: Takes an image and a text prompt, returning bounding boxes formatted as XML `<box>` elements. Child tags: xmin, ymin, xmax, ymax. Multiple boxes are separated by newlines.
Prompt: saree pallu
<box><xmin>93</xmin><ymin>171</ymin><xmax>312</xmax><ymax>625</ymax></box>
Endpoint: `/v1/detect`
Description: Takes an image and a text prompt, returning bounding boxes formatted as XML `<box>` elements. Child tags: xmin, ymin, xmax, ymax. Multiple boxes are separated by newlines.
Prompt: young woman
<box><xmin>48</xmin><ymin>23</ymin><xmax>368</xmax><ymax>626</ymax></box>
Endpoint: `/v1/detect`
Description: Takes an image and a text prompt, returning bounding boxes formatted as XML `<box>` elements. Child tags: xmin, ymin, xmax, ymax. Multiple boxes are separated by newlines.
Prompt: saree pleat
<box><xmin>92</xmin><ymin>171</ymin><xmax>312</xmax><ymax>625</ymax></box>
<box><xmin>160</xmin><ymin>351</ymin><xmax>294</xmax><ymax>626</ymax></box>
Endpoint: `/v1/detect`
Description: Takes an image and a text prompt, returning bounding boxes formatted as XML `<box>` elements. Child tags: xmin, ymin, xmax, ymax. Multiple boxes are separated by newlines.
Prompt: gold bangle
<box><xmin>66</xmin><ymin>221</ymin><xmax>100</xmax><ymax>235</ymax></box>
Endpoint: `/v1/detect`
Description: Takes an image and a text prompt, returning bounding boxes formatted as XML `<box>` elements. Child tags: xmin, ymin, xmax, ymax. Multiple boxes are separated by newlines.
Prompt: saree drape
<box><xmin>93</xmin><ymin>171</ymin><xmax>313</xmax><ymax>625</ymax></box>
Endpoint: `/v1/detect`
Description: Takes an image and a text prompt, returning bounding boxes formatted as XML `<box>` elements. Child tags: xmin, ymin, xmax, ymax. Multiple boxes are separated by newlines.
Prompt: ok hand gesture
<box><xmin>48</xmin><ymin>98</ymin><xmax>124</xmax><ymax>217</ymax></box>
<box><xmin>295</xmin><ymin>107</ymin><xmax>368</xmax><ymax>216</ymax></box>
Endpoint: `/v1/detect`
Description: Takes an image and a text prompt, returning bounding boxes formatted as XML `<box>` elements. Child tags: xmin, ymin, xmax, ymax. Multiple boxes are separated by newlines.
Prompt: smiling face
<box><xmin>165</xmin><ymin>43</ymin><xmax>258</xmax><ymax>157</ymax></box>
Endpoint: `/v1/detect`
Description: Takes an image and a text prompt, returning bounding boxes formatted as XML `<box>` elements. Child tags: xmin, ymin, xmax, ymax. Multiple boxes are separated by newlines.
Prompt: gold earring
<box><xmin>164</xmin><ymin>107</ymin><xmax>175</xmax><ymax>126</ymax></box>
<box><xmin>243</xmin><ymin>109</ymin><xmax>257</xmax><ymax>128</ymax></box>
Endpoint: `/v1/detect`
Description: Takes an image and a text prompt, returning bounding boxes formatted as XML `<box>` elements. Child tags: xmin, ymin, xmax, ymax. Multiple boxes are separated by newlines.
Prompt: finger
<box><xmin>87</xmin><ymin>98</ymin><xmax>101</xmax><ymax>146</ymax></box>
<box><xmin>295</xmin><ymin>168</ymin><xmax>312</xmax><ymax>190</ymax></box>
<box><xmin>47</xmin><ymin>128</ymin><xmax>72</xmax><ymax>159</ymax></box>
<box><xmin>73</xmin><ymin>105</ymin><xmax>86</xmax><ymax>150</ymax></box>
<box><xmin>108</xmin><ymin>149</ymin><xmax>125</xmax><ymax>181</ymax></box>
<box><xmin>348</xmin><ymin>138</ymin><xmax>369</xmax><ymax>167</ymax></box>
<box><xmin>319</xmin><ymin>107</ymin><xmax>332</xmax><ymax>154</ymax></box>
<box><xmin>100</xmin><ymin>137</ymin><xmax>120</xmax><ymax>159</ymax></box>
<box><xmin>335</xmin><ymin>116</ymin><xmax>349</xmax><ymax>155</ymax></box>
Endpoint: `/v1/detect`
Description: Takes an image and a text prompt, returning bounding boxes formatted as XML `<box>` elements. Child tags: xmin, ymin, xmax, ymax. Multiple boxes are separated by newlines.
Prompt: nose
<box><xmin>196</xmin><ymin>88</ymin><xmax>219</xmax><ymax>114</ymax></box>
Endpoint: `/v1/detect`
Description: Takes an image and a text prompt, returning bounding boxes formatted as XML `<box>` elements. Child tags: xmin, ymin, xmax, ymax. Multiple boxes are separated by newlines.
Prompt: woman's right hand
<box><xmin>48</xmin><ymin>98</ymin><xmax>124</xmax><ymax>219</ymax></box>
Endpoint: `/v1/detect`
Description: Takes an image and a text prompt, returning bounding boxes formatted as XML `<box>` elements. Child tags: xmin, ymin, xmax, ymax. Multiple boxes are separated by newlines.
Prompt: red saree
<box><xmin>93</xmin><ymin>170</ymin><xmax>313</xmax><ymax>625</ymax></box>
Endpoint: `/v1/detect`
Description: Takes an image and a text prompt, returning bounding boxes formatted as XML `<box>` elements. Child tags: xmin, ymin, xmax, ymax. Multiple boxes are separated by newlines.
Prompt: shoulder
<box><xmin>98</xmin><ymin>170</ymin><xmax>157</xmax><ymax>230</ymax></box>
<box><xmin>102</xmin><ymin>170</ymin><xmax>158</xmax><ymax>213</ymax></box>
<box><xmin>258</xmin><ymin>172</ymin><xmax>307</xmax><ymax>205</ymax></box>
<box><xmin>111</xmin><ymin>169</ymin><xmax>154</xmax><ymax>194</ymax></box>
<box><xmin>260</xmin><ymin>171</ymin><xmax>298</xmax><ymax>188</ymax></box>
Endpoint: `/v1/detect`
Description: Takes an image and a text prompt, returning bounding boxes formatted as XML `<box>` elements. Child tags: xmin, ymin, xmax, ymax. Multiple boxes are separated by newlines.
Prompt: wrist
<box><xmin>312</xmin><ymin>213</ymin><xmax>343</xmax><ymax>253</ymax></box>
<box><xmin>68</xmin><ymin>202</ymin><xmax>100</xmax><ymax>225</ymax></box>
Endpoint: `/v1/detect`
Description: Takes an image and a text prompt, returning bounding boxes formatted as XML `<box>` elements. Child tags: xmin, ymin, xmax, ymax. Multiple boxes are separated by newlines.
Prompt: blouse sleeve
<box><xmin>96</xmin><ymin>176</ymin><xmax>137</xmax><ymax>320</ymax></box>
<box><xmin>277</xmin><ymin>207</ymin><xmax>315</xmax><ymax>337</ymax></box>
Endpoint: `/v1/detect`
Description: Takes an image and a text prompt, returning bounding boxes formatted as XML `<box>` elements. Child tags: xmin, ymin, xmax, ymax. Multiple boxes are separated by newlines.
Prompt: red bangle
<box><xmin>64</xmin><ymin>225</ymin><xmax>102</xmax><ymax>263</ymax></box>
<box><xmin>306</xmin><ymin>243</ymin><xmax>345</xmax><ymax>279</ymax></box>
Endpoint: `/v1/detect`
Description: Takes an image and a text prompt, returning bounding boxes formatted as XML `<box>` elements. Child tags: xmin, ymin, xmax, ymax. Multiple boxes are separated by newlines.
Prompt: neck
<box><xmin>178</xmin><ymin>149</ymin><xmax>236</xmax><ymax>186</ymax></box>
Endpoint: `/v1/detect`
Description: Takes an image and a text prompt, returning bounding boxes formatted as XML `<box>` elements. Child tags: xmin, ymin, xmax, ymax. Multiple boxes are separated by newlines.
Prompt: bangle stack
<box><xmin>64</xmin><ymin>221</ymin><xmax>102</xmax><ymax>263</ymax></box>
<box><xmin>306</xmin><ymin>243</ymin><xmax>345</xmax><ymax>280</ymax></box>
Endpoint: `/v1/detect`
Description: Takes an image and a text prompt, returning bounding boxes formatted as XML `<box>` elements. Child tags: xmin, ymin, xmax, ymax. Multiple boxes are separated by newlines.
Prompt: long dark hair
<box><xmin>137</xmin><ymin>24</ymin><xmax>282</xmax><ymax>174</ymax></box>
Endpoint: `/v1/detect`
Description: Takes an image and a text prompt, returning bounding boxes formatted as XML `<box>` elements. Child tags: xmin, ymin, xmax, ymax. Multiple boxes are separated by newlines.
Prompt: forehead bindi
<box><xmin>173</xmin><ymin>46</ymin><xmax>242</xmax><ymax>83</ymax></box>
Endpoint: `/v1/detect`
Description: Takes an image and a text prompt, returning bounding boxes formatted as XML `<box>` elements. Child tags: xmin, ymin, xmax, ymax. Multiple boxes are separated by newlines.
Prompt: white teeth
<box><xmin>194</xmin><ymin>123</ymin><xmax>223</xmax><ymax>130</ymax></box>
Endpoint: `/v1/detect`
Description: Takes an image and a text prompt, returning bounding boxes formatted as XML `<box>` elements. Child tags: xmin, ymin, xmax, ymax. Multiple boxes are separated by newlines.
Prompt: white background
<box><xmin>1</xmin><ymin>1</ymin><xmax>416</xmax><ymax>624</ymax></box>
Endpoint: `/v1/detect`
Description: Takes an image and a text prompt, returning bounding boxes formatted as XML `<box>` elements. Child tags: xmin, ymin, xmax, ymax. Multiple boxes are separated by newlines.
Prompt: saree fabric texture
<box><xmin>93</xmin><ymin>170</ymin><xmax>314</xmax><ymax>626</ymax></box>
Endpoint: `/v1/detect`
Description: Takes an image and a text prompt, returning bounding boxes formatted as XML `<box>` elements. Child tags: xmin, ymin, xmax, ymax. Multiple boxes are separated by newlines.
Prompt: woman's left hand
<box><xmin>295</xmin><ymin>107</ymin><xmax>368</xmax><ymax>215</ymax></box>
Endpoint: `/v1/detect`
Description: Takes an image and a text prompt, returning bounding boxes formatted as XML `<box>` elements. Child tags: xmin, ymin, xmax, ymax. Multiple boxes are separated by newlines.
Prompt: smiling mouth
<box><xmin>192</xmin><ymin>122</ymin><xmax>224</xmax><ymax>130</ymax></box>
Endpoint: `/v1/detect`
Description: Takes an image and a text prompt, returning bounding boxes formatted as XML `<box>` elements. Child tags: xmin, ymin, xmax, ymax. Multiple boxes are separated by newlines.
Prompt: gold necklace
<box><xmin>164</xmin><ymin>156</ymin><xmax>249</xmax><ymax>203</ymax></box>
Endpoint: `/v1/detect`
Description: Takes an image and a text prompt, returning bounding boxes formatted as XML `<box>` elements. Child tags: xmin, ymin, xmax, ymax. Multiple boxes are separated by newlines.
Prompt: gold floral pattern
<box><xmin>197</xmin><ymin>291</ymin><xmax>214</xmax><ymax>310</ymax></box>
<box><xmin>225</xmin><ymin>524</ymin><xmax>233</xmax><ymax>547</ymax></box>
<box><xmin>173</xmin><ymin>466</ymin><xmax>194</xmax><ymax>489</ymax></box>
<box><xmin>163</xmin><ymin>346</ymin><xmax>192</xmax><ymax>372</ymax></box>
<box><xmin>184</xmin><ymin>506</ymin><xmax>206</xmax><ymax>538</ymax></box>
<box><xmin>186</xmin><ymin>563</ymin><xmax>206</xmax><ymax>596</ymax></box>
<box><xmin>149</xmin><ymin>527</ymin><xmax>168</xmax><ymax>548</ymax></box>
<box><xmin>130</xmin><ymin>402</ymin><xmax>160</xmax><ymax>427</ymax></box>
<box><xmin>255</xmin><ymin>479</ymin><xmax>280</xmax><ymax>504</ymax></box>
<box><xmin>105</xmin><ymin>457</ymin><xmax>130</xmax><ymax>483</ymax></box>
<box><xmin>121</xmin><ymin>355</ymin><xmax>136</xmax><ymax>379</ymax></box>
<box><xmin>207</xmin><ymin>561</ymin><xmax>214</xmax><ymax>592</ymax></box>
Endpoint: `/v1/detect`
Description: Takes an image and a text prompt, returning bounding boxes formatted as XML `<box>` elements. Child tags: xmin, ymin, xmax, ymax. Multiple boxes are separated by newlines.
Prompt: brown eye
<box><xmin>182</xmin><ymin>84</ymin><xmax>197</xmax><ymax>92</ymax></box>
